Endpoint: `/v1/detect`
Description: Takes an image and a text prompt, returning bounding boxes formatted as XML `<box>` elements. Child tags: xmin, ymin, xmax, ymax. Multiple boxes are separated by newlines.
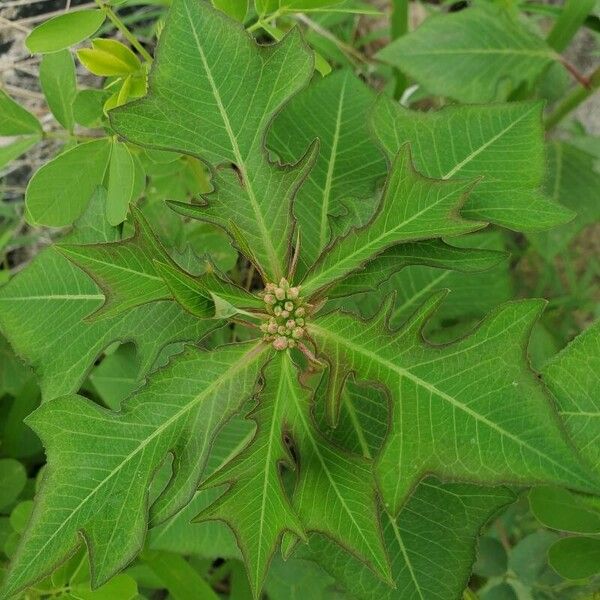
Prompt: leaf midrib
<box><xmin>284</xmin><ymin>358</ymin><xmax>388</xmax><ymax>576</ymax></box>
<box><xmin>184</xmin><ymin>1</ymin><xmax>280</xmax><ymax>279</ymax></box>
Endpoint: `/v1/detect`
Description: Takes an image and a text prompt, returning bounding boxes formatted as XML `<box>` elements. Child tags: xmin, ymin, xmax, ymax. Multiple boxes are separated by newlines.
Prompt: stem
<box><xmin>545</xmin><ymin>65</ymin><xmax>600</xmax><ymax>130</ymax></box>
<box><xmin>546</xmin><ymin>0</ymin><xmax>595</xmax><ymax>52</ymax></box>
<box><xmin>391</xmin><ymin>0</ymin><xmax>409</xmax><ymax>99</ymax></box>
<box><xmin>95</xmin><ymin>1</ymin><xmax>153</xmax><ymax>63</ymax></box>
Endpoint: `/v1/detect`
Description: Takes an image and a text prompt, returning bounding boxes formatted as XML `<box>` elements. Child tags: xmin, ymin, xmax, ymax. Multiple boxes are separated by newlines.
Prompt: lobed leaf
<box><xmin>110</xmin><ymin>0</ymin><xmax>318</xmax><ymax>281</ymax></box>
<box><xmin>309</xmin><ymin>293</ymin><xmax>598</xmax><ymax>515</ymax></box>
<box><xmin>372</xmin><ymin>97</ymin><xmax>572</xmax><ymax>231</ymax></box>
<box><xmin>377</xmin><ymin>3</ymin><xmax>556</xmax><ymax>103</ymax></box>
<box><xmin>0</xmin><ymin>342</ymin><xmax>268</xmax><ymax>598</ymax></box>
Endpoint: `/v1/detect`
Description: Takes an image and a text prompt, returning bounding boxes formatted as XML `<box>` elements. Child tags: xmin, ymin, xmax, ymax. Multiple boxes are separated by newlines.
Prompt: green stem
<box><xmin>95</xmin><ymin>1</ymin><xmax>153</xmax><ymax>63</ymax></box>
<box><xmin>546</xmin><ymin>0</ymin><xmax>595</xmax><ymax>52</ymax></box>
<box><xmin>545</xmin><ymin>65</ymin><xmax>600</xmax><ymax>130</ymax></box>
<box><xmin>391</xmin><ymin>0</ymin><xmax>409</xmax><ymax>99</ymax></box>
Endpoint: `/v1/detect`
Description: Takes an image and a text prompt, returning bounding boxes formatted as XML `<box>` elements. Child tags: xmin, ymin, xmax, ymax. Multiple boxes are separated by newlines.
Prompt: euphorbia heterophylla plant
<box><xmin>0</xmin><ymin>1</ymin><xmax>598</xmax><ymax>599</ymax></box>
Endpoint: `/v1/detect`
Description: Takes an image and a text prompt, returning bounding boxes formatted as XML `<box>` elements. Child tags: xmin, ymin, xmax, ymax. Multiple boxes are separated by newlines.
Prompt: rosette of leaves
<box><xmin>1</xmin><ymin>2</ymin><xmax>598</xmax><ymax>599</ymax></box>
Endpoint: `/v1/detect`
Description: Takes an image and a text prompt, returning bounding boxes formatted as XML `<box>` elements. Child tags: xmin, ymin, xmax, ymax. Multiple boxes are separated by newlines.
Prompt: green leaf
<box><xmin>39</xmin><ymin>50</ymin><xmax>77</xmax><ymax>131</ymax></box>
<box><xmin>0</xmin><ymin>136</ymin><xmax>40</xmax><ymax>170</ymax></box>
<box><xmin>213</xmin><ymin>0</ymin><xmax>249</xmax><ymax>21</ymax></box>
<box><xmin>344</xmin><ymin>232</ymin><xmax>513</xmax><ymax>341</ymax></box>
<box><xmin>77</xmin><ymin>39</ymin><xmax>142</xmax><ymax>77</ymax></box>
<box><xmin>548</xmin><ymin>536</ymin><xmax>600</xmax><ymax>580</ymax></box>
<box><xmin>200</xmin><ymin>353</ymin><xmax>391</xmax><ymax>596</ymax></box>
<box><xmin>330</xmin><ymin>232</ymin><xmax>509</xmax><ymax>304</ymax></box>
<box><xmin>372</xmin><ymin>96</ymin><xmax>573</xmax><ymax>231</ymax></box>
<box><xmin>0</xmin><ymin>90</ymin><xmax>42</xmax><ymax>136</ymax></box>
<box><xmin>106</xmin><ymin>141</ymin><xmax>136</xmax><ymax>226</ymax></box>
<box><xmin>300</xmin><ymin>480</ymin><xmax>513</xmax><ymax>600</ymax></box>
<box><xmin>26</xmin><ymin>10</ymin><xmax>106</xmax><ymax>54</ymax></box>
<box><xmin>542</xmin><ymin>320</ymin><xmax>600</xmax><ymax>472</ymax></box>
<box><xmin>0</xmin><ymin>342</ymin><xmax>268</xmax><ymax>598</ymax></box>
<box><xmin>301</xmin><ymin>145</ymin><xmax>483</xmax><ymax>296</ymax></box>
<box><xmin>377</xmin><ymin>3</ymin><xmax>556</xmax><ymax>103</ymax></box>
<box><xmin>508</xmin><ymin>530</ymin><xmax>558</xmax><ymax>585</ymax></box>
<box><xmin>25</xmin><ymin>139</ymin><xmax>112</xmax><ymax>227</ymax></box>
<box><xmin>154</xmin><ymin>261</ymin><xmax>263</xmax><ymax>319</ymax></box>
<box><xmin>529</xmin><ymin>486</ymin><xmax>600</xmax><ymax>534</ymax></box>
<box><xmin>0</xmin><ymin>193</ymin><xmax>214</xmax><ymax>400</ymax></box>
<box><xmin>73</xmin><ymin>89</ymin><xmax>110</xmax><ymax>127</ymax></box>
<box><xmin>528</xmin><ymin>142</ymin><xmax>600</xmax><ymax>258</ymax></box>
<box><xmin>142</xmin><ymin>551</ymin><xmax>219</xmax><ymax>600</ymax></box>
<box><xmin>0</xmin><ymin>460</ymin><xmax>27</xmax><ymax>512</ymax></box>
<box><xmin>89</xmin><ymin>344</ymin><xmax>140</xmax><ymax>410</ymax></box>
<box><xmin>309</xmin><ymin>293</ymin><xmax>598</xmax><ymax>516</ymax></box>
<box><xmin>111</xmin><ymin>0</ymin><xmax>318</xmax><ymax>281</ymax></box>
<box><xmin>474</xmin><ymin>537</ymin><xmax>508</xmax><ymax>578</ymax></box>
<box><xmin>269</xmin><ymin>70</ymin><xmax>386</xmax><ymax>279</ymax></box>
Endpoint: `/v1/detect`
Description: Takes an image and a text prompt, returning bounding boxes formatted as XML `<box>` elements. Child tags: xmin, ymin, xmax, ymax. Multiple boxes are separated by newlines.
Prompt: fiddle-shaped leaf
<box><xmin>110</xmin><ymin>0</ymin><xmax>318</xmax><ymax>281</ymax></box>
<box><xmin>0</xmin><ymin>341</ymin><xmax>268</xmax><ymax>598</ymax></box>
<box><xmin>199</xmin><ymin>353</ymin><xmax>391</xmax><ymax>597</ymax></box>
<box><xmin>372</xmin><ymin>96</ymin><xmax>573</xmax><ymax>231</ymax></box>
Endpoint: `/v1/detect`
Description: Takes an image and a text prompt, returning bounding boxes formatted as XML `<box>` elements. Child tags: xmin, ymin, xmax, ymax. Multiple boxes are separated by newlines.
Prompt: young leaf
<box><xmin>328</xmin><ymin>237</ymin><xmax>508</xmax><ymax>300</ymax></box>
<box><xmin>372</xmin><ymin>97</ymin><xmax>573</xmax><ymax>231</ymax></box>
<box><xmin>0</xmin><ymin>342</ymin><xmax>268</xmax><ymax>598</ymax></box>
<box><xmin>26</xmin><ymin>10</ymin><xmax>106</xmax><ymax>54</ymax></box>
<box><xmin>154</xmin><ymin>261</ymin><xmax>263</xmax><ymax>319</ymax></box>
<box><xmin>301</xmin><ymin>146</ymin><xmax>483</xmax><ymax>296</ymax></box>
<box><xmin>309</xmin><ymin>293</ymin><xmax>598</xmax><ymax>515</ymax></box>
<box><xmin>110</xmin><ymin>0</ymin><xmax>318</xmax><ymax>281</ymax></box>
<box><xmin>0</xmin><ymin>193</ymin><xmax>214</xmax><ymax>400</ymax></box>
<box><xmin>39</xmin><ymin>50</ymin><xmax>77</xmax><ymax>132</ymax></box>
<box><xmin>542</xmin><ymin>320</ymin><xmax>600</xmax><ymax>472</ymax></box>
<box><xmin>0</xmin><ymin>90</ymin><xmax>42</xmax><ymax>136</ymax></box>
<box><xmin>25</xmin><ymin>139</ymin><xmax>112</xmax><ymax>227</ymax></box>
<box><xmin>269</xmin><ymin>70</ymin><xmax>387</xmax><ymax>279</ymax></box>
<box><xmin>77</xmin><ymin>39</ymin><xmax>142</xmax><ymax>77</ymax></box>
<box><xmin>200</xmin><ymin>353</ymin><xmax>391</xmax><ymax>596</ymax></box>
<box><xmin>377</xmin><ymin>3</ymin><xmax>556</xmax><ymax>103</ymax></box>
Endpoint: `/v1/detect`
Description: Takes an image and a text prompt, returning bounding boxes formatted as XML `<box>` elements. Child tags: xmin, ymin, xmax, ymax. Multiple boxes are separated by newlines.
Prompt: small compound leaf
<box><xmin>39</xmin><ymin>50</ymin><xmax>77</xmax><ymax>131</ymax></box>
<box><xmin>0</xmin><ymin>90</ymin><xmax>42</xmax><ymax>136</ymax></box>
<box><xmin>548</xmin><ymin>537</ymin><xmax>600</xmax><ymax>580</ymax></box>
<box><xmin>25</xmin><ymin>139</ymin><xmax>112</xmax><ymax>227</ymax></box>
<box><xmin>106</xmin><ymin>141</ymin><xmax>136</xmax><ymax>226</ymax></box>
<box><xmin>26</xmin><ymin>10</ymin><xmax>106</xmax><ymax>54</ymax></box>
<box><xmin>529</xmin><ymin>486</ymin><xmax>600</xmax><ymax>534</ymax></box>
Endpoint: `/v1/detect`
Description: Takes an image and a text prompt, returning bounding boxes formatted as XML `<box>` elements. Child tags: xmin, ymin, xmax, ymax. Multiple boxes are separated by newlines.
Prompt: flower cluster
<box><xmin>259</xmin><ymin>278</ymin><xmax>306</xmax><ymax>350</ymax></box>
